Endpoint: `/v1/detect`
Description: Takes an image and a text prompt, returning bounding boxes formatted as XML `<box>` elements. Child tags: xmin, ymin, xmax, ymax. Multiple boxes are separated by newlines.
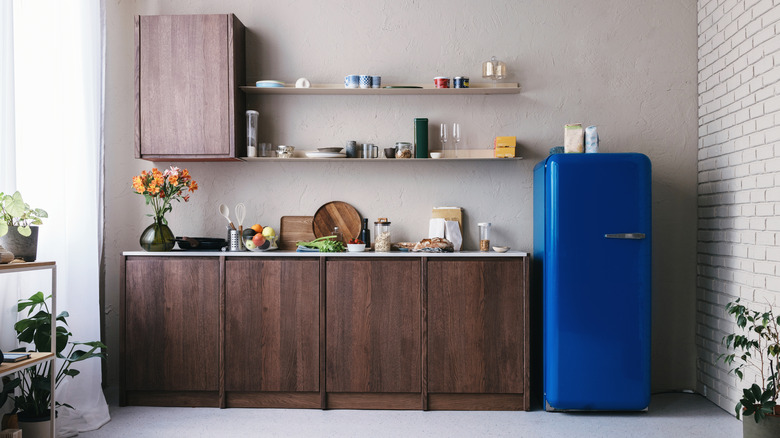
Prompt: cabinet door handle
<box><xmin>604</xmin><ymin>233</ymin><xmax>646</xmax><ymax>240</ymax></box>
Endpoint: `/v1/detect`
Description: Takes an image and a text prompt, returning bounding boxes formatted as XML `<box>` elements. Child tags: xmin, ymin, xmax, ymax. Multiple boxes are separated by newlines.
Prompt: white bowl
<box><xmin>493</xmin><ymin>246</ymin><xmax>510</xmax><ymax>253</ymax></box>
<box><xmin>430</xmin><ymin>152</ymin><xmax>442</xmax><ymax>159</ymax></box>
<box><xmin>347</xmin><ymin>243</ymin><xmax>366</xmax><ymax>252</ymax></box>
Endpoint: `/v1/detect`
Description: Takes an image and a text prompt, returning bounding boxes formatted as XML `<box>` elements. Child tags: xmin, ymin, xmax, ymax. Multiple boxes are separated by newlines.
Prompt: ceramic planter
<box><xmin>0</xmin><ymin>225</ymin><xmax>38</xmax><ymax>262</ymax></box>
<box><xmin>18</xmin><ymin>414</ymin><xmax>51</xmax><ymax>438</ymax></box>
<box><xmin>743</xmin><ymin>413</ymin><xmax>780</xmax><ymax>438</ymax></box>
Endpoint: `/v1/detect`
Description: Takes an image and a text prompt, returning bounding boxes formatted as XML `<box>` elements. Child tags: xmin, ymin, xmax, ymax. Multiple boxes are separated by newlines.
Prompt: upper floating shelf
<box><xmin>239</xmin><ymin>83</ymin><xmax>521</xmax><ymax>95</ymax></box>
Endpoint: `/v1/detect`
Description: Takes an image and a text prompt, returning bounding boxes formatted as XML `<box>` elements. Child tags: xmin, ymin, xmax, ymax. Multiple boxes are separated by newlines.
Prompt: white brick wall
<box><xmin>697</xmin><ymin>0</ymin><xmax>780</xmax><ymax>415</ymax></box>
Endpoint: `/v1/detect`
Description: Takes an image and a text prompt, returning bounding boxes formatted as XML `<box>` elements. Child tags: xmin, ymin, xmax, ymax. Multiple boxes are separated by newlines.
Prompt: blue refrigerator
<box><xmin>533</xmin><ymin>153</ymin><xmax>651</xmax><ymax>411</ymax></box>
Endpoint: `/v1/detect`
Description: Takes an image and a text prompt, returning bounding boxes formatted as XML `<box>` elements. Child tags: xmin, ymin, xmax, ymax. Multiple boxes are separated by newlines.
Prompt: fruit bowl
<box><xmin>245</xmin><ymin>235</ymin><xmax>278</xmax><ymax>251</ymax></box>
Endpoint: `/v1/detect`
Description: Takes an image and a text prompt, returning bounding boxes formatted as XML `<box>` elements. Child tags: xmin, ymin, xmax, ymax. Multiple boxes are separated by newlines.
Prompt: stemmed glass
<box><xmin>452</xmin><ymin>123</ymin><xmax>461</xmax><ymax>158</ymax></box>
<box><xmin>440</xmin><ymin>123</ymin><xmax>448</xmax><ymax>156</ymax></box>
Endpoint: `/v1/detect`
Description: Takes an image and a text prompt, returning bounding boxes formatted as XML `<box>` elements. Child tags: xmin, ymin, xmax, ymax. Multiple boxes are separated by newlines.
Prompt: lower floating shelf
<box><xmin>0</xmin><ymin>352</ymin><xmax>55</xmax><ymax>378</ymax></box>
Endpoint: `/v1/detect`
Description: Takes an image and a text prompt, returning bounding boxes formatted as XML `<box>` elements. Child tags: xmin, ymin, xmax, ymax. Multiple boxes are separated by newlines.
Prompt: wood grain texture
<box><xmin>136</xmin><ymin>14</ymin><xmax>245</xmax><ymax>160</ymax></box>
<box><xmin>125</xmin><ymin>391</ymin><xmax>218</xmax><ymax>407</ymax></box>
<box><xmin>279</xmin><ymin>216</ymin><xmax>315</xmax><ymax>250</ymax></box>
<box><xmin>312</xmin><ymin>201</ymin><xmax>362</xmax><ymax>244</ymax></box>
<box><xmin>224</xmin><ymin>258</ymin><xmax>320</xmax><ymax>392</ymax></box>
<box><xmin>326</xmin><ymin>393</ymin><xmax>421</xmax><ymax>410</ymax></box>
<box><xmin>124</xmin><ymin>257</ymin><xmax>220</xmax><ymax>392</ymax></box>
<box><xmin>427</xmin><ymin>258</ymin><xmax>527</xmax><ymax>394</ymax></box>
<box><xmin>427</xmin><ymin>393</ymin><xmax>527</xmax><ymax>411</ymax></box>
<box><xmin>225</xmin><ymin>392</ymin><xmax>320</xmax><ymax>408</ymax></box>
<box><xmin>326</xmin><ymin>259</ymin><xmax>421</xmax><ymax>393</ymax></box>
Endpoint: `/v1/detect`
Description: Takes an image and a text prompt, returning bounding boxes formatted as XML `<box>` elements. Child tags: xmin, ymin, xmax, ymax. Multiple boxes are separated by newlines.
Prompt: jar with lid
<box><xmin>478</xmin><ymin>222</ymin><xmax>491</xmax><ymax>252</ymax></box>
<box><xmin>395</xmin><ymin>142</ymin><xmax>413</xmax><ymax>159</ymax></box>
<box><xmin>374</xmin><ymin>218</ymin><xmax>391</xmax><ymax>252</ymax></box>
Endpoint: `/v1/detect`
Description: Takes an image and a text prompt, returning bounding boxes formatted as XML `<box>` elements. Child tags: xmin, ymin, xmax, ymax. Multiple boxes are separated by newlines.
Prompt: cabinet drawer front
<box><xmin>125</xmin><ymin>257</ymin><xmax>220</xmax><ymax>391</ymax></box>
<box><xmin>225</xmin><ymin>259</ymin><xmax>320</xmax><ymax>392</ymax></box>
<box><xmin>427</xmin><ymin>259</ymin><xmax>526</xmax><ymax>394</ymax></box>
<box><xmin>326</xmin><ymin>259</ymin><xmax>421</xmax><ymax>393</ymax></box>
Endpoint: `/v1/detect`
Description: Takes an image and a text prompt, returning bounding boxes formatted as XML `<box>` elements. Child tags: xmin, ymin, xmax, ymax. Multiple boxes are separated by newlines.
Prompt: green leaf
<box><xmin>0</xmin><ymin>222</ymin><xmax>7</xmax><ymax>237</ymax></box>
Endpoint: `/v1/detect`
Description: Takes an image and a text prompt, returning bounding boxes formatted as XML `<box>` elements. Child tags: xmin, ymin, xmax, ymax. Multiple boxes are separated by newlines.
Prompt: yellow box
<box><xmin>494</xmin><ymin>146</ymin><xmax>516</xmax><ymax>158</ymax></box>
<box><xmin>494</xmin><ymin>136</ymin><xmax>516</xmax><ymax>148</ymax></box>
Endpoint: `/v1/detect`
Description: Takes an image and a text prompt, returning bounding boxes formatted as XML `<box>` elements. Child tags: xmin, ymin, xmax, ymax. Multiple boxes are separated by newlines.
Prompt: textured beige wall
<box><xmin>104</xmin><ymin>0</ymin><xmax>698</xmax><ymax>393</ymax></box>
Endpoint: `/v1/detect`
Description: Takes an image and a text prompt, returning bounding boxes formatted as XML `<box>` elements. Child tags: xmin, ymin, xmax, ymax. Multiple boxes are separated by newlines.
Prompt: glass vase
<box><xmin>139</xmin><ymin>218</ymin><xmax>175</xmax><ymax>252</ymax></box>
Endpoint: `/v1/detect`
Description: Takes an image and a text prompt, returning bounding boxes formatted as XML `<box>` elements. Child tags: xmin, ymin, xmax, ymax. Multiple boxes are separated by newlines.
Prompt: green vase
<box><xmin>139</xmin><ymin>218</ymin><xmax>175</xmax><ymax>252</ymax></box>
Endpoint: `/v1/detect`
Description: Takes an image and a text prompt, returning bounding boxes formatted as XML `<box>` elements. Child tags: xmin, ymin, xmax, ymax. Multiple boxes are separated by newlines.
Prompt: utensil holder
<box><xmin>228</xmin><ymin>229</ymin><xmax>243</xmax><ymax>251</ymax></box>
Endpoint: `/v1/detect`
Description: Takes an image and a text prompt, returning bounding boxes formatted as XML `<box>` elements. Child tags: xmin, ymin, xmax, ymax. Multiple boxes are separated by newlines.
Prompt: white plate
<box><xmin>317</xmin><ymin>147</ymin><xmax>343</xmax><ymax>153</ymax></box>
<box><xmin>306</xmin><ymin>151</ymin><xmax>347</xmax><ymax>158</ymax></box>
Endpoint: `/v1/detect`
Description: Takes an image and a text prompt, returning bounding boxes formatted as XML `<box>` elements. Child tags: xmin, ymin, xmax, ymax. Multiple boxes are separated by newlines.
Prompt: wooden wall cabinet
<box><xmin>224</xmin><ymin>259</ymin><xmax>320</xmax><ymax>408</ymax></box>
<box><xmin>325</xmin><ymin>259</ymin><xmax>422</xmax><ymax>409</ymax></box>
<box><xmin>122</xmin><ymin>257</ymin><xmax>221</xmax><ymax>406</ymax></box>
<box><xmin>135</xmin><ymin>14</ymin><xmax>245</xmax><ymax>161</ymax></box>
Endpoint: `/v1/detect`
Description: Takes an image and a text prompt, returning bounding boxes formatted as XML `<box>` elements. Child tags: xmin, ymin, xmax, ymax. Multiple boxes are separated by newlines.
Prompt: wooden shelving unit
<box><xmin>240</xmin><ymin>82</ymin><xmax>521</xmax><ymax>95</ymax></box>
<box><xmin>0</xmin><ymin>261</ymin><xmax>56</xmax><ymax>437</ymax></box>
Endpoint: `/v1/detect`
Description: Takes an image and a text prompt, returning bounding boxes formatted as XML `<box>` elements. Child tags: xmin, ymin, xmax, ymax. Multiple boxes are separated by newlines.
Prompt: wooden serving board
<box><xmin>279</xmin><ymin>216</ymin><xmax>315</xmax><ymax>250</ymax></box>
<box><xmin>312</xmin><ymin>201</ymin><xmax>362</xmax><ymax>244</ymax></box>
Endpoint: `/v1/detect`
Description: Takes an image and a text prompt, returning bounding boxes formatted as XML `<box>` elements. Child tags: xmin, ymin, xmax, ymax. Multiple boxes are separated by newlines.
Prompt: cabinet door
<box><xmin>225</xmin><ymin>259</ymin><xmax>319</xmax><ymax>392</ymax></box>
<box><xmin>326</xmin><ymin>259</ymin><xmax>421</xmax><ymax>393</ymax></box>
<box><xmin>125</xmin><ymin>257</ymin><xmax>219</xmax><ymax>391</ymax></box>
<box><xmin>427</xmin><ymin>259</ymin><xmax>527</xmax><ymax>393</ymax></box>
<box><xmin>136</xmin><ymin>14</ymin><xmax>243</xmax><ymax>159</ymax></box>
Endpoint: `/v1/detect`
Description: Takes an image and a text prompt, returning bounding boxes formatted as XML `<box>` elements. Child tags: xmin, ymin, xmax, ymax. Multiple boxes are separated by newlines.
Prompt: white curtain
<box><xmin>1</xmin><ymin>0</ymin><xmax>109</xmax><ymax>436</ymax></box>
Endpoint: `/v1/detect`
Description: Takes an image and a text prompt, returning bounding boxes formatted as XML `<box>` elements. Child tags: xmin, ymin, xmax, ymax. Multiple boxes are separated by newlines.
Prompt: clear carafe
<box><xmin>374</xmin><ymin>218</ymin><xmax>391</xmax><ymax>252</ymax></box>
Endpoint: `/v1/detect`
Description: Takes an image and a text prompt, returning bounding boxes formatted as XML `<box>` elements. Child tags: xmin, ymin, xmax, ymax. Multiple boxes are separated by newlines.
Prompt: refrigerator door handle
<box><xmin>605</xmin><ymin>233</ymin><xmax>646</xmax><ymax>240</ymax></box>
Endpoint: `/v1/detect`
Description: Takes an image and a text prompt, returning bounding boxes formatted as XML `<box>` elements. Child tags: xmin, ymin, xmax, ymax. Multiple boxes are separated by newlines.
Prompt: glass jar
<box><xmin>395</xmin><ymin>142</ymin><xmax>413</xmax><ymax>159</ymax></box>
<box><xmin>374</xmin><ymin>218</ymin><xmax>391</xmax><ymax>252</ymax></box>
<box><xmin>478</xmin><ymin>222</ymin><xmax>491</xmax><ymax>252</ymax></box>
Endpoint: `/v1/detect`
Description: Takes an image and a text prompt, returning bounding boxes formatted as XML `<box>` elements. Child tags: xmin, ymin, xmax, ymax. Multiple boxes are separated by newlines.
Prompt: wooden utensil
<box><xmin>279</xmin><ymin>216</ymin><xmax>315</xmax><ymax>250</ymax></box>
<box><xmin>312</xmin><ymin>201</ymin><xmax>361</xmax><ymax>244</ymax></box>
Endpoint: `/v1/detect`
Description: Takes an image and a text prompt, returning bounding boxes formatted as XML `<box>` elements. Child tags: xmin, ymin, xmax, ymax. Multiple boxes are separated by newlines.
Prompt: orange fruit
<box><xmin>251</xmin><ymin>224</ymin><xmax>263</xmax><ymax>233</ymax></box>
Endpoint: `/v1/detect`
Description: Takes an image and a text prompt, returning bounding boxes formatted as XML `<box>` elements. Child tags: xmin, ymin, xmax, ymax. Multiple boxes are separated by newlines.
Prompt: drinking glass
<box><xmin>440</xmin><ymin>123</ymin><xmax>448</xmax><ymax>156</ymax></box>
<box><xmin>452</xmin><ymin>123</ymin><xmax>461</xmax><ymax>158</ymax></box>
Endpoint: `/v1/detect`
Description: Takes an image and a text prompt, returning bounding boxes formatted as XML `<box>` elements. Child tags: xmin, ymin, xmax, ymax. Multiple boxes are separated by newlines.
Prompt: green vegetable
<box><xmin>296</xmin><ymin>235</ymin><xmax>345</xmax><ymax>252</ymax></box>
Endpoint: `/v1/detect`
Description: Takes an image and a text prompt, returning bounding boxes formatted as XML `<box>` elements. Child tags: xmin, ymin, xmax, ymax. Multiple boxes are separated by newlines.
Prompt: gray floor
<box><xmin>79</xmin><ymin>393</ymin><xmax>739</xmax><ymax>437</ymax></box>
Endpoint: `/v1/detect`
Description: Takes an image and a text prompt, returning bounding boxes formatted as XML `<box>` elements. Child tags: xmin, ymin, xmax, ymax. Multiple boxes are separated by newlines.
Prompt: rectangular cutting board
<box><xmin>279</xmin><ymin>216</ymin><xmax>315</xmax><ymax>250</ymax></box>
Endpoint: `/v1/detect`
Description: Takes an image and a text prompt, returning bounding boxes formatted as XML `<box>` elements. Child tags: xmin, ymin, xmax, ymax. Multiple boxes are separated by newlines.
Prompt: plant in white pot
<box><xmin>0</xmin><ymin>292</ymin><xmax>106</xmax><ymax>437</ymax></box>
<box><xmin>721</xmin><ymin>298</ymin><xmax>780</xmax><ymax>437</ymax></box>
<box><xmin>0</xmin><ymin>191</ymin><xmax>48</xmax><ymax>262</ymax></box>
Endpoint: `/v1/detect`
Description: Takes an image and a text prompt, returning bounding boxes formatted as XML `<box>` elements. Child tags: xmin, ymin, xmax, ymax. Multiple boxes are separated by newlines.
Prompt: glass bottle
<box><xmin>333</xmin><ymin>226</ymin><xmax>343</xmax><ymax>244</ymax></box>
<box><xmin>359</xmin><ymin>218</ymin><xmax>371</xmax><ymax>247</ymax></box>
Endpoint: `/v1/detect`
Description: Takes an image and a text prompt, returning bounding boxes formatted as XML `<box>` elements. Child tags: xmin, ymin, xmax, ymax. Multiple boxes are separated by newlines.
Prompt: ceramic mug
<box><xmin>371</xmin><ymin>75</ymin><xmax>381</xmax><ymax>88</ymax></box>
<box><xmin>359</xmin><ymin>75</ymin><xmax>372</xmax><ymax>89</ymax></box>
<box><xmin>345</xmin><ymin>75</ymin><xmax>359</xmax><ymax>88</ymax></box>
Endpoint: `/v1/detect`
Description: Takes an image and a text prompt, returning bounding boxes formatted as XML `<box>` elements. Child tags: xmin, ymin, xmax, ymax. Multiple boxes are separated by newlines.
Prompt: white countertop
<box><xmin>123</xmin><ymin>250</ymin><xmax>528</xmax><ymax>257</ymax></box>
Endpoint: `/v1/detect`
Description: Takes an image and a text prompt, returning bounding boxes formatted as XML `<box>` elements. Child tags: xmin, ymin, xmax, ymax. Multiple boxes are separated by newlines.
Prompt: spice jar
<box><xmin>374</xmin><ymin>218</ymin><xmax>391</xmax><ymax>252</ymax></box>
<box><xmin>478</xmin><ymin>222</ymin><xmax>491</xmax><ymax>252</ymax></box>
<box><xmin>395</xmin><ymin>142</ymin><xmax>413</xmax><ymax>159</ymax></box>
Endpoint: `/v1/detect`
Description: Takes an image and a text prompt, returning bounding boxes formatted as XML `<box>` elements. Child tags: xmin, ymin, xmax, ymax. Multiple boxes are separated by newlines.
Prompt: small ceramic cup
<box><xmin>371</xmin><ymin>76</ymin><xmax>381</xmax><ymax>88</ymax></box>
<box><xmin>359</xmin><ymin>75</ymin><xmax>372</xmax><ymax>88</ymax></box>
<box><xmin>430</xmin><ymin>152</ymin><xmax>443</xmax><ymax>159</ymax></box>
<box><xmin>345</xmin><ymin>75</ymin><xmax>360</xmax><ymax>88</ymax></box>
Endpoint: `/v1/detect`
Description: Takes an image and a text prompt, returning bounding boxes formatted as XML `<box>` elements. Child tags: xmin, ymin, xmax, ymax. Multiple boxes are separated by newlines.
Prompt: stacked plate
<box><xmin>306</xmin><ymin>147</ymin><xmax>345</xmax><ymax>158</ymax></box>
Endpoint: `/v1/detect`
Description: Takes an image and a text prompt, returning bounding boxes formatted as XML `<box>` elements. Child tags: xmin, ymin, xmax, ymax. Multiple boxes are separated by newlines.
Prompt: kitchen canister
<box><xmin>414</xmin><ymin>118</ymin><xmax>429</xmax><ymax>158</ymax></box>
<box><xmin>346</xmin><ymin>140</ymin><xmax>358</xmax><ymax>158</ymax></box>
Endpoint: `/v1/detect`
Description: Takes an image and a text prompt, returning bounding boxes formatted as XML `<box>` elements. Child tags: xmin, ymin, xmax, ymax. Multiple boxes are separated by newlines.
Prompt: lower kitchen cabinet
<box><xmin>121</xmin><ymin>254</ymin><xmax>529</xmax><ymax>410</ymax></box>
<box><xmin>325</xmin><ymin>259</ymin><xmax>422</xmax><ymax>409</ymax></box>
<box><xmin>224</xmin><ymin>258</ymin><xmax>320</xmax><ymax>408</ymax></box>
<box><xmin>427</xmin><ymin>258</ymin><xmax>530</xmax><ymax>410</ymax></box>
<box><xmin>122</xmin><ymin>257</ymin><xmax>220</xmax><ymax>406</ymax></box>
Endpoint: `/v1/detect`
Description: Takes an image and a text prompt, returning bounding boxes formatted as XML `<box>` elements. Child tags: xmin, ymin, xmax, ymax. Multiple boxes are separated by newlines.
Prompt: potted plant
<box><xmin>0</xmin><ymin>292</ymin><xmax>106</xmax><ymax>437</ymax></box>
<box><xmin>0</xmin><ymin>191</ymin><xmax>48</xmax><ymax>262</ymax></box>
<box><xmin>721</xmin><ymin>298</ymin><xmax>780</xmax><ymax>437</ymax></box>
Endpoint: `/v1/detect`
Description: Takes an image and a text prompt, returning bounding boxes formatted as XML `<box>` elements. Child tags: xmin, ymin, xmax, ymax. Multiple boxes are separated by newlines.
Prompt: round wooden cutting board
<box><xmin>312</xmin><ymin>201</ymin><xmax>362</xmax><ymax>243</ymax></box>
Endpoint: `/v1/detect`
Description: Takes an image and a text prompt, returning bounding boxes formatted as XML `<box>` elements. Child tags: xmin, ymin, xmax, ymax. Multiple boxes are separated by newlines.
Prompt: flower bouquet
<box><xmin>132</xmin><ymin>166</ymin><xmax>197</xmax><ymax>251</ymax></box>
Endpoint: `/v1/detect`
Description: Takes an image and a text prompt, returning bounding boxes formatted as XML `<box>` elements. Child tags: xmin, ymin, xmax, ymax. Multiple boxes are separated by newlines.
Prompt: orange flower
<box><xmin>132</xmin><ymin>176</ymin><xmax>145</xmax><ymax>193</ymax></box>
<box><xmin>168</xmin><ymin>174</ymin><xmax>179</xmax><ymax>186</ymax></box>
<box><xmin>189</xmin><ymin>180</ymin><xmax>198</xmax><ymax>192</ymax></box>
